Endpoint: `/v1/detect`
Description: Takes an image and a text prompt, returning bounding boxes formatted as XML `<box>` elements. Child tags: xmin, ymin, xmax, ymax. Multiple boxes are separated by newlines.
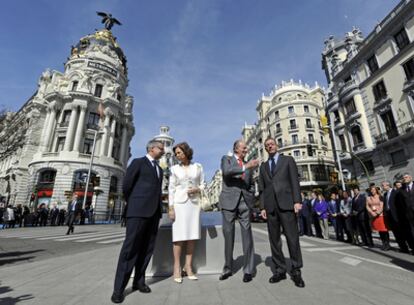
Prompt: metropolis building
<box><xmin>0</xmin><ymin>26</ymin><xmax>134</xmax><ymax>220</ymax></box>
<box><xmin>322</xmin><ymin>0</ymin><xmax>414</xmax><ymax>187</ymax></box>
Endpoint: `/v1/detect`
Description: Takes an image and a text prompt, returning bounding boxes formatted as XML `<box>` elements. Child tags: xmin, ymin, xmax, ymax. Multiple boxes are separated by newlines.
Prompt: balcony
<box><xmin>352</xmin><ymin>142</ymin><xmax>366</xmax><ymax>152</ymax></box>
<box><xmin>87</xmin><ymin>123</ymin><xmax>100</xmax><ymax>130</ymax></box>
<box><xmin>275</xmin><ymin>127</ymin><xmax>282</xmax><ymax>134</ymax></box>
<box><xmin>374</xmin><ymin>121</ymin><xmax>414</xmax><ymax>145</ymax></box>
<box><xmin>305</xmin><ymin>123</ymin><xmax>315</xmax><ymax>130</ymax></box>
<box><xmin>288</xmin><ymin>124</ymin><xmax>299</xmax><ymax>131</ymax></box>
<box><xmin>338</xmin><ymin>79</ymin><xmax>358</xmax><ymax>98</ymax></box>
<box><xmin>59</xmin><ymin>121</ymin><xmax>69</xmax><ymax>127</ymax></box>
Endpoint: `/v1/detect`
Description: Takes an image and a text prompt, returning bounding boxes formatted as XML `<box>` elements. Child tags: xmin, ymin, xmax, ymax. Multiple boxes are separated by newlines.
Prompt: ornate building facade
<box><xmin>0</xmin><ymin>27</ymin><xmax>134</xmax><ymax>220</ymax></box>
<box><xmin>243</xmin><ymin>80</ymin><xmax>337</xmax><ymax>191</ymax></box>
<box><xmin>206</xmin><ymin>169</ymin><xmax>222</xmax><ymax>207</ymax></box>
<box><xmin>322</xmin><ymin>0</ymin><xmax>414</xmax><ymax>187</ymax></box>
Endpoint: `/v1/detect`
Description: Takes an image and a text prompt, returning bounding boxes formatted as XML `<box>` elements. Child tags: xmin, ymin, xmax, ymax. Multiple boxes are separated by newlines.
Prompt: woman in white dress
<box><xmin>168</xmin><ymin>142</ymin><xmax>204</xmax><ymax>283</ymax></box>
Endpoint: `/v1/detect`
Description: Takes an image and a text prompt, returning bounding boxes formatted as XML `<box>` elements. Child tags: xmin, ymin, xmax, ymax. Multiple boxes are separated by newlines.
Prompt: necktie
<box><xmin>270</xmin><ymin>157</ymin><xmax>276</xmax><ymax>175</ymax></box>
<box><xmin>152</xmin><ymin>160</ymin><xmax>159</xmax><ymax>178</ymax></box>
<box><xmin>237</xmin><ymin>158</ymin><xmax>245</xmax><ymax>179</ymax></box>
<box><xmin>408</xmin><ymin>185</ymin><xmax>411</xmax><ymax>193</ymax></box>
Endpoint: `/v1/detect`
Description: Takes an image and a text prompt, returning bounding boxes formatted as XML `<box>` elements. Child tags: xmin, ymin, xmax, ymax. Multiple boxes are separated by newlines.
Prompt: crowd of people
<box><xmin>298</xmin><ymin>173</ymin><xmax>414</xmax><ymax>254</ymax></box>
<box><xmin>0</xmin><ymin>201</ymin><xmax>94</xmax><ymax>229</ymax></box>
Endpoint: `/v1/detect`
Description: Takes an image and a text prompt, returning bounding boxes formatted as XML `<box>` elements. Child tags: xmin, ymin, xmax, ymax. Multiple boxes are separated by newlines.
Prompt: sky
<box><xmin>0</xmin><ymin>0</ymin><xmax>400</xmax><ymax>181</ymax></box>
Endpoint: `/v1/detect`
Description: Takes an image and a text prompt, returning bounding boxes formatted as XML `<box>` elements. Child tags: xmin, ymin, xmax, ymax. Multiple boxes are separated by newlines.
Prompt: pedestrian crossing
<box><xmin>0</xmin><ymin>227</ymin><xmax>127</xmax><ymax>245</ymax></box>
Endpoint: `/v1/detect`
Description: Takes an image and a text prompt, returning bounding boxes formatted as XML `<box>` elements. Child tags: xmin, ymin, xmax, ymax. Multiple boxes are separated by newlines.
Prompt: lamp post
<box><xmin>328</xmin><ymin>115</ymin><xmax>347</xmax><ymax>191</ymax></box>
<box><xmin>82</xmin><ymin>129</ymin><xmax>102</xmax><ymax>210</ymax></box>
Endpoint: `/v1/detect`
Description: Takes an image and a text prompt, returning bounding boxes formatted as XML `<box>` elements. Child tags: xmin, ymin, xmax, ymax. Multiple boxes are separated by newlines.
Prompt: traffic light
<box><xmin>307</xmin><ymin>144</ymin><xmax>313</xmax><ymax>156</ymax></box>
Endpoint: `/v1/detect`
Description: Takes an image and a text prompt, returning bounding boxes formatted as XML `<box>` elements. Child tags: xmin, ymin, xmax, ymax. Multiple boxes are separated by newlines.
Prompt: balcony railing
<box><xmin>288</xmin><ymin>124</ymin><xmax>299</xmax><ymax>131</ymax></box>
<box><xmin>305</xmin><ymin>123</ymin><xmax>315</xmax><ymax>129</ymax></box>
<box><xmin>275</xmin><ymin>127</ymin><xmax>282</xmax><ymax>134</ymax></box>
<box><xmin>374</xmin><ymin>121</ymin><xmax>414</xmax><ymax>145</ymax></box>
<box><xmin>352</xmin><ymin>142</ymin><xmax>365</xmax><ymax>152</ymax></box>
<box><xmin>339</xmin><ymin>79</ymin><xmax>358</xmax><ymax>97</ymax></box>
<box><xmin>87</xmin><ymin>123</ymin><xmax>99</xmax><ymax>130</ymax></box>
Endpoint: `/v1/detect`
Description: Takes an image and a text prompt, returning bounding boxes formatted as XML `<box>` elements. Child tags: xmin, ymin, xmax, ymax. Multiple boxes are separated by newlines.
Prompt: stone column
<box><xmin>39</xmin><ymin>109</ymin><xmax>51</xmax><ymax>152</ymax></box>
<box><xmin>107</xmin><ymin>118</ymin><xmax>117</xmax><ymax>158</ymax></box>
<box><xmin>119</xmin><ymin>126</ymin><xmax>128</xmax><ymax>165</ymax></box>
<box><xmin>73</xmin><ymin>105</ymin><xmax>87</xmax><ymax>152</ymax></box>
<box><xmin>44</xmin><ymin>104</ymin><xmax>58</xmax><ymax>152</ymax></box>
<box><xmin>99</xmin><ymin>113</ymin><xmax>111</xmax><ymax>156</ymax></box>
<box><xmin>63</xmin><ymin>104</ymin><xmax>79</xmax><ymax>151</ymax></box>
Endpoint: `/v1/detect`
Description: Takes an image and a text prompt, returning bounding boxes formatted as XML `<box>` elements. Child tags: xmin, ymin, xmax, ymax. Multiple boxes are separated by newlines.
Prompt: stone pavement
<box><xmin>1</xmin><ymin>224</ymin><xmax>414</xmax><ymax>305</ymax></box>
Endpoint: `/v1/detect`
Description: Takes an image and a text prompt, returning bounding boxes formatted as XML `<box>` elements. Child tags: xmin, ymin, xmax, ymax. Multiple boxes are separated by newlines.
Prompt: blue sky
<box><xmin>0</xmin><ymin>0</ymin><xmax>400</xmax><ymax>180</ymax></box>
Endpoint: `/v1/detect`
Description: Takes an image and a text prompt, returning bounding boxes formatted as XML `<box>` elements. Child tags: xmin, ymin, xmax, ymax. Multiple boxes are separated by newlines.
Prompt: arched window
<box><xmin>351</xmin><ymin>126</ymin><xmax>363</xmax><ymax>145</ymax></box>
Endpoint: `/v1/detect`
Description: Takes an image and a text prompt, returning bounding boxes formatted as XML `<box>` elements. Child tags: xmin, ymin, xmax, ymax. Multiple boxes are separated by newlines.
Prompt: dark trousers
<box><xmin>221</xmin><ymin>197</ymin><xmax>255</xmax><ymax>275</ymax></box>
<box><xmin>267</xmin><ymin>206</ymin><xmax>303</xmax><ymax>275</ymax></box>
<box><xmin>312</xmin><ymin>212</ymin><xmax>322</xmax><ymax>238</ymax></box>
<box><xmin>66</xmin><ymin>212</ymin><xmax>77</xmax><ymax>233</ymax></box>
<box><xmin>357</xmin><ymin>215</ymin><xmax>373</xmax><ymax>246</ymax></box>
<box><xmin>113</xmin><ymin>214</ymin><xmax>160</xmax><ymax>293</ymax></box>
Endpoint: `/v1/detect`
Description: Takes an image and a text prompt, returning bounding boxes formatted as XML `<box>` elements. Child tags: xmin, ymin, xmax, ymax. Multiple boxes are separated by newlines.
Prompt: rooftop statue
<box><xmin>97</xmin><ymin>11</ymin><xmax>122</xmax><ymax>31</ymax></box>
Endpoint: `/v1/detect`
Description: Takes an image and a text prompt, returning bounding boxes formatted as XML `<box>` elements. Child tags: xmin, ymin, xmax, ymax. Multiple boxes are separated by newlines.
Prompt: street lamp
<box><xmin>82</xmin><ymin>129</ymin><xmax>103</xmax><ymax>210</ymax></box>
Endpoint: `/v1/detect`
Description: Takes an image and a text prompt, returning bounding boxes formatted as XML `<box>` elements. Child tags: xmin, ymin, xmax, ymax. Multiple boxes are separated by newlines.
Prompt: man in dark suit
<box><xmin>382</xmin><ymin>180</ymin><xmax>414</xmax><ymax>253</ymax></box>
<box><xmin>400</xmin><ymin>173</ymin><xmax>414</xmax><ymax>249</ymax></box>
<box><xmin>351</xmin><ymin>186</ymin><xmax>373</xmax><ymax>247</ymax></box>
<box><xmin>218</xmin><ymin>139</ymin><xmax>259</xmax><ymax>283</ymax></box>
<box><xmin>111</xmin><ymin>140</ymin><xmax>164</xmax><ymax>304</ymax></box>
<box><xmin>66</xmin><ymin>194</ymin><xmax>82</xmax><ymax>235</ymax></box>
<box><xmin>299</xmin><ymin>192</ymin><xmax>312</xmax><ymax>236</ymax></box>
<box><xmin>258</xmin><ymin>138</ymin><xmax>304</xmax><ymax>288</ymax></box>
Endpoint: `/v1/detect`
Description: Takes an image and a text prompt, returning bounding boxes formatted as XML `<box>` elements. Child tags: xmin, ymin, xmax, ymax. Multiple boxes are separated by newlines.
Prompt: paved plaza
<box><xmin>1</xmin><ymin>223</ymin><xmax>414</xmax><ymax>305</ymax></box>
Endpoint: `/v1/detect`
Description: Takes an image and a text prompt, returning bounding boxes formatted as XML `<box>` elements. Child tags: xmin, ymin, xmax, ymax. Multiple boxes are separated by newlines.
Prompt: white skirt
<box><xmin>172</xmin><ymin>199</ymin><xmax>201</xmax><ymax>242</ymax></box>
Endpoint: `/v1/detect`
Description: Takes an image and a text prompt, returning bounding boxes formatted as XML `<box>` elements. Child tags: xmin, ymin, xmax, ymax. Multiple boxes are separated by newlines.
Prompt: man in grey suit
<box><xmin>258</xmin><ymin>138</ymin><xmax>305</xmax><ymax>287</ymax></box>
<box><xmin>218</xmin><ymin>140</ymin><xmax>259</xmax><ymax>282</ymax></box>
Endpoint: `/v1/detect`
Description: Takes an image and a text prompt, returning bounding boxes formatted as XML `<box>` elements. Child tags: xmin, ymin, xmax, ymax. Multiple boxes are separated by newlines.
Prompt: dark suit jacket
<box><xmin>351</xmin><ymin>193</ymin><xmax>367</xmax><ymax>220</ymax></box>
<box><xmin>122</xmin><ymin>156</ymin><xmax>163</xmax><ymax>218</ymax></box>
<box><xmin>384</xmin><ymin>189</ymin><xmax>398</xmax><ymax>221</ymax></box>
<box><xmin>300</xmin><ymin>199</ymin><xmax>312</xmax><ymax>217</ymax></box>
<box><xmin>219</xmin><ymin>155</ymin><xmax>255</xmax><ymax>210</ymax></box>
<box><xmin>258</xmin><ymin>155</ymin><xmax>301</xmax><ymax>212</ymax></box>
<box><xmin>400</xmin><ymin>184</ymin><xmax>414</xmax><ymax>220</ymax></box>
<box><xmin>67</xmin><ymin>200</ymin><xmax>83</xmax><ymax>214</ymax></box>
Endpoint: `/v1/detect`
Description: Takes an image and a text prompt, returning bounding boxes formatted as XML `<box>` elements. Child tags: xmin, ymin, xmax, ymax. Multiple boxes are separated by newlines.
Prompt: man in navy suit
<box><xmin>111</xmin><ymin>140</ymin><xmax>164</xmax><ymax>304</ymax></box>
<box><xmin>66</xmin><ymin>194</ymin><xmax>82</xmax><ymax>235</ymax></box>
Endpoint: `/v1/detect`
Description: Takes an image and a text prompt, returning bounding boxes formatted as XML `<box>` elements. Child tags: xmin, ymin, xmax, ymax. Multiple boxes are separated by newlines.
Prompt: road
<box><xmin>1</xmin><ymin>223</ymin><xmax>414</xmax><ymax>305</ymax></box>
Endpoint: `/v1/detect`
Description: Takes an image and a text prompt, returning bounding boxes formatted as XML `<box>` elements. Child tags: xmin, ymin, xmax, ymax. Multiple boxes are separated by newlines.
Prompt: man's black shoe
<box><xmin>219</xmin><ymin>271</ymin><xmax>232</xmax><ymax>281</ymax></box>
<box><xmin>291</xmin><ymin>274</ymin><xmax>305</xmax><ymax>288</ymax></box>
<box><xmin>111</xmin><ymin>292</ymin><xmax>124</xmax><ymax>303</ymax></box>
<box><xmin>132</xmin><ymin>284</ymin><xmax>151</xmax><ymax>293</ymax></box>
<box><xmin>243</xmin><ymin>273</ymin><xmax>252</xmax><ymax>283</ymax></box>
<box><xmin>269</xmin><ymin>273</ymin><xmax>286</xmax><ymax>283</ymax></box>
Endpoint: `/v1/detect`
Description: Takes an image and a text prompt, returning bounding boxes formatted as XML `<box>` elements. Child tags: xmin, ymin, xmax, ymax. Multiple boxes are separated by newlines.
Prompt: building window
<box><xmin>304</xmin><ymin>105</ymin><xmax>309</xmax><ymax>113</ymax></box>
<box><xmin>61</xmin><ymin>110</ymin><xmax>71</xmax><ymax>126</ymax></box>
<box><xmin>308</xmin><ymin>134</ymin><xmax>315</xmax><ymax>143</ymax></box>
<box><xmin>339</xmin><ymin>134</ymin><xmax>346</xmax><ymax>151</ymax></box>
<box><xmin>351</xmin><ymin>126</ymin><xmax>363</xmax><ymax>145</ymax></box>
<box><xmin>345</xmin><ymin>98</ymin><xmax>357</xmax><ymax>115</ymax></box>
<box><xmin>311</xmin><ymin>164</ymin><xmax>328</xmax><ymax>181</ymax></box>
<box><xmin>117</xmin><ymin>93</ymin><xmax>122</xmax><ymax>101</ymax></box>
<box><xmin>363</xmin><ymin>160</ymin><xmax>375</xmax><ymax>174</ymax></box>
<box><xmin>300</xmin><ymin>165</ymin><xmax>309</xmax><ymax>181</ymax></box>
<box><xmin>112</xmin><ymin>144</ymin><xmax>120</xmax><ymax>160</ymax></box>
<box><xmin>289</xmin><ymin>119</ymin><xmax>296</xmax><ymax>129</ymax></box>
<box><xmin>276</xmin><ymin>123</ymin><xmax>281</xmax><ymax>133</ymax></box>
<box><xmin>394</xmin><ymin>28</ymin><xmax>410</xmax><ymax>51</ymax></box>
<box><xmin>56</xmin><ymin>137</ymin><xmax>65</xmax><ymax>152</ymax></box>
<box><xmin>367</xmin><ymin>55</ymin><xmax>379</xmax><ymax>74</ymax></box>
<box><xmin>110</xmin><ymin>176</ymin><xmax>118</xmax><ymax>193</ymax></box>
<box><xmin>275</xmin><ymin>111</ymin><xmax>279</xmax><ymax>120</ymax></box>
<box><xmin>380</xmin><ymin>111</ymin><xmax>398</xmax><ymax>139</ymax></box>
<box><xmin>390</xmin><ymin>149</ymin><xmax>406</xmax><ymax>166</ymax></box>
<box><xmin>306</xmin><ymin>118</ymin><xmax>312</xmax><ymax>128</ymax></box>
<box><xmin>83</xmin><ymin>138</ymin><xmax>94</xmax><ymax>154</ymax></box>
<box><xmin>334</xmin><ymin>110</ymin><xmax>340</xmax><ymax>123</ymax></box>
<box><xmin>402</xmin><ymin>58</ymin><xmax>414</xmax><ymax>81</ymax></box>
<box><xmin>293</xmin><ymin>150</ymin><xmax>300</xmax><ymax>157</ymax></box>
<box><xmin>94</xmin><ymin>84</ymin><xmax>103</xmax><ymax>98</ymax></box>
<box><xmin>292</xmin><ymin>134</ymin><xmax>298</xmax><ymax>144</ymax></box>
<box><xmin>277</xmin><ymin>138</ymin><xmax>283</xmax><ymax>147</ymax></box>
<box><xmin>288</xmin><ymin>106</ymin><xmax>294</xmax><ymax>114</ymax></box>
<box><xmin>87</xmin><ymin>112</ymin><xmax>100</xmax><ymax>129</ymax></box>
<box><xmin>71</xmin><ymin>81</ymin><xmax>79</xmax><ymax>91</ymax></box>
<box><xmin>373</xmin><ymin>80</ymin><xmax>387</xmax><ymax>101</ymax></box>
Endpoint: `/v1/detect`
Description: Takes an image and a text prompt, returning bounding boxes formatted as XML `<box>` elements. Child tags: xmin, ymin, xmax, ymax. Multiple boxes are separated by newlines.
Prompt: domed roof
<box><xmin>71</xmin><ymin>29</ymin><xmax>127</xmax><ymax>72</ymax></box>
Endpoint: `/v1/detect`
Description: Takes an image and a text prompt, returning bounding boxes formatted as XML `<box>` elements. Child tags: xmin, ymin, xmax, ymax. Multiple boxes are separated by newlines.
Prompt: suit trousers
<box><xmin>267</xmin><ymin>206</ymin><xmax>303</xmax><ymax>275</ymax></box>
<box><xmin>113</xmin><ymin>214</ymin><xmax>160</xmax><ymax>293</ymax></box>
<box><xmin>221</xmin><ymin>196</ymin><xmax>255</xmax><ymax>275</ymax></box>
<box><xmin>66</xmin><ymin>212</ymin><xmax>77</xmax><ymax>231</ymax></box>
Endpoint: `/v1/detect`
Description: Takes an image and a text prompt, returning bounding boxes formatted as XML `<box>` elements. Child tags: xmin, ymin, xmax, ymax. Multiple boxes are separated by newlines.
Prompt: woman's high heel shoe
<box><xmin>174</xmin><ymin>277</ymin><xmax>183</xmax><ymax>283</ymax></box>
<box><xmin>182</xmin><ymin>268</ymin><xmax>198</xmax><ymax>280</ymax></box>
